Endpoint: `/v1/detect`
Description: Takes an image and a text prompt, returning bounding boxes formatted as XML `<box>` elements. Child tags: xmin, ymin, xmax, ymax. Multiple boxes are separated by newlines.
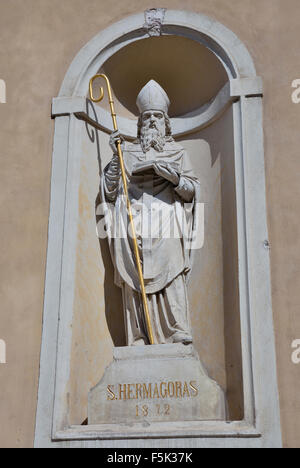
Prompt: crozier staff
<box><xmin>89</xmin><ymin>74</ymin><xmax>154</xmax><ymax>344</ymax></box>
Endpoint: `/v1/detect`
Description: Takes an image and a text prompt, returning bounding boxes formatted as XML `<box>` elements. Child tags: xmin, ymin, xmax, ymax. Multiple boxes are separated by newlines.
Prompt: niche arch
<box><xmin>35</xmin><ymin>9</ymin><xmax>281</xmax><ymax>448</ymax></box>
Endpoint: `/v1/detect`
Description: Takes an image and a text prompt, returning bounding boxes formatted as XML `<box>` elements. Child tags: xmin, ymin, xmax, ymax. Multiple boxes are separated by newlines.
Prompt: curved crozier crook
<box><xmin>89</xmin><ymin>74</ymin><xmax>105</xmax><ymax>103</ymax></box>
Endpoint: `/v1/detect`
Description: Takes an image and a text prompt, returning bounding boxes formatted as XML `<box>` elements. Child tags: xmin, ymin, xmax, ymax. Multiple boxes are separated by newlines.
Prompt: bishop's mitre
<box><xmin>136</xmin><ymin>79</ymin><xmax>170</xmax><ymax>114</ymax></box>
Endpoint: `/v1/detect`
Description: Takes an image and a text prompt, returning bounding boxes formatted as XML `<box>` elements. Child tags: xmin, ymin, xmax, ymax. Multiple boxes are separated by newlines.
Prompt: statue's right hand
<box><xmin>109</xmin><ymin>130</ymin><xmax>125</xmax><ymax>155</ymax></box>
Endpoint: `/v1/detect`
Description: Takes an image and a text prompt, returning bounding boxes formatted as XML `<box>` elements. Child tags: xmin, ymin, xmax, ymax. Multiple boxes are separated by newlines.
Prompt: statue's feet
<box><xmin>171</xmin><ymin>332</ymin><xmax>193</xmax><ymax>345</ymax></box>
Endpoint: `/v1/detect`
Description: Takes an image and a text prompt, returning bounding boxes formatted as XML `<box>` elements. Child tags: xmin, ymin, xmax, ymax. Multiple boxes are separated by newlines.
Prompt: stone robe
<box><xmin>101</xmin><ymin>139</ymin><xmax>200</xmax><ymax>345</ymax></box>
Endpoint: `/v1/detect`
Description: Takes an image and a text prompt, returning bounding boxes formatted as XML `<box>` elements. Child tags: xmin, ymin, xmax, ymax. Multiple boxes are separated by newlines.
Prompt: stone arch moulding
<box><xmin>35</xmin><ymin>9</ymin><xmax>282</xmax><ymax>448</ymax></box>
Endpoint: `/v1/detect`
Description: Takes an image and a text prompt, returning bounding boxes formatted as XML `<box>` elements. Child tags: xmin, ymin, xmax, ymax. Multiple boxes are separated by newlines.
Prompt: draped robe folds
<box><xmin>100</xmin><ymin>139</ymin><xmax>201</xmax><ymax>345</ymax></box>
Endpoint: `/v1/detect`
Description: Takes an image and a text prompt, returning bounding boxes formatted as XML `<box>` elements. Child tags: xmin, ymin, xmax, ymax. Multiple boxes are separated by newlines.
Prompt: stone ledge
<box><xmin>113</xmin><ymin>343</ymin><xmax>197</xmax><ymax>361</ymax></box>
<box><xmin>53</xmin><ymin>420</ymin><xmax>260</xmax><ymax>441</ymax></box>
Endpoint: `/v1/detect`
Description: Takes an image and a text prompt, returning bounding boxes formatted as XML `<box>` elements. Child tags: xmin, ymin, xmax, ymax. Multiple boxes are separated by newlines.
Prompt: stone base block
<box><xmin>88</xmin><ymin>344</ymin><xmax>226</xmax><ymax>425</ymax></box>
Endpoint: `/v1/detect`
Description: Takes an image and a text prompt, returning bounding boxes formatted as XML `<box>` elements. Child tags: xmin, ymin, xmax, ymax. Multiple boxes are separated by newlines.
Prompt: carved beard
<box><xmin>140</xmin><ymin>125</ymin><xmax>166</xmax><ymax>153</ymax></box>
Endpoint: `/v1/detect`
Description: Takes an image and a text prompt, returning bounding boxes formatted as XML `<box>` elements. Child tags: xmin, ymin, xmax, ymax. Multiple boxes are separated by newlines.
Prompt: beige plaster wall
<box><xmin>0</xmin><ymin>0</ymin><xmax>299</xmax><ymax>448</ymax></box>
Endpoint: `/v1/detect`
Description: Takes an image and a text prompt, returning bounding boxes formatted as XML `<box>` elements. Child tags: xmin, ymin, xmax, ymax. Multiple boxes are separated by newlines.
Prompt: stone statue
<box><xmin>90</xmin><ymin>79</ymin><xmax>225</xmax><ymax>425</ymax></box>
<box><xmin>100</xmin><ymin>80</ymin><xmax>201</xmax><ymax>346</ymax></box>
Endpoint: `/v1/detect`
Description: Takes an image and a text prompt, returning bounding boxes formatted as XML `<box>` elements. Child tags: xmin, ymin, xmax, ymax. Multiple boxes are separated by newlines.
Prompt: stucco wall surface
<box><xmin>0</xmin><ymin>0</ymin><xmax>299</xmax><ymax>448</ymax></box>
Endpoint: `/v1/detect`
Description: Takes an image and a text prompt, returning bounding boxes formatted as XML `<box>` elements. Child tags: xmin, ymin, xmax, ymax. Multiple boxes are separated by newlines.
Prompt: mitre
<box><xmin>136</xmin><ymin>79</ymin><xmax>170</xmax><ymax>114</ymax></box>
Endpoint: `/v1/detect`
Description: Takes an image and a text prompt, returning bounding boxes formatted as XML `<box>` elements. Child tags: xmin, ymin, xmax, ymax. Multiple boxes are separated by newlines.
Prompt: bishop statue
<box><xmin>100</xmin><ymin>80</ymin><xmax>200</xmax><ymax>346</ymax></box>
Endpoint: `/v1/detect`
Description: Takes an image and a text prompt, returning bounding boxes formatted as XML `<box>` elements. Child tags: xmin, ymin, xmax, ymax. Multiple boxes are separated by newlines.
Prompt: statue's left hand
<box><xmin>153</xmin><ymin>162</ymin><xmax>180</xmax><ymax>185</ymax></box>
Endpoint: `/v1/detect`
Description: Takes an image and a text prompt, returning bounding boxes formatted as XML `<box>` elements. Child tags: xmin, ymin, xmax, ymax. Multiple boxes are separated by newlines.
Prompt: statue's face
<box><xmin>139</xmin><ymin>109</ymin><xmax>167</xmax><ymax>153</ymax></box>
<box><xmin>141</xmin><ymin>110</ymin><xmax>166</xmax><ymax>137</ymax></box>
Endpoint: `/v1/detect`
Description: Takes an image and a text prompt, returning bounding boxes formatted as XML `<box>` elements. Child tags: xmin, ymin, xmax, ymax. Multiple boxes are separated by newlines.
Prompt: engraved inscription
<box><xmin>136</xmin><ymin>403</ymin><xmax>170</xmax><ymax>418</ymax></box>
<box><xmin>106</xmin><ymin>380</ymin><xmax>199</xmax><ymax>401</ymax></box>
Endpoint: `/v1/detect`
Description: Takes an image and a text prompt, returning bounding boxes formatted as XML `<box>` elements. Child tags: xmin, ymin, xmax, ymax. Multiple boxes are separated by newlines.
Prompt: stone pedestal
<box><xmin>88</xmin><ymin>344</ymin><xmax>226</xmax><ymax>424</ymax></box>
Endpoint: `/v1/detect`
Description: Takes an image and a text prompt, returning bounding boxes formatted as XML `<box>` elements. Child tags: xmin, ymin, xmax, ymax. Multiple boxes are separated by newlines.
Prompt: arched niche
<box><xmin>35</xmin><ymin>9</ymin><xmax>281</xmax><ymax>448</ymax></box>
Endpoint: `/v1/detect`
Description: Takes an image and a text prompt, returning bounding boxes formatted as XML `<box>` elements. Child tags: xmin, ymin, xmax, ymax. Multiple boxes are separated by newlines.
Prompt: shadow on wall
<box><xmin>100</xmin><ymin>35</ymin><xmax>228</xmax><ymax>119</ymax></box>
<box><xmin>85</xmin><ymin>99</ymin><xmax>125</xmax><ymax>347</ymax></box>
<box><xmin>205</xmin><ymin>121</ymin><xmax>243</xmax><ymax>421</ymax></box>
<box><xmin>178</xmin><ymin>108</ymin><xmax>244</xmax><ymax>421</ymax></box>
<box><xmin>96</xmin><ymin>196</ymin><xmax>125</xmax><ymax>347</ymax></box>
